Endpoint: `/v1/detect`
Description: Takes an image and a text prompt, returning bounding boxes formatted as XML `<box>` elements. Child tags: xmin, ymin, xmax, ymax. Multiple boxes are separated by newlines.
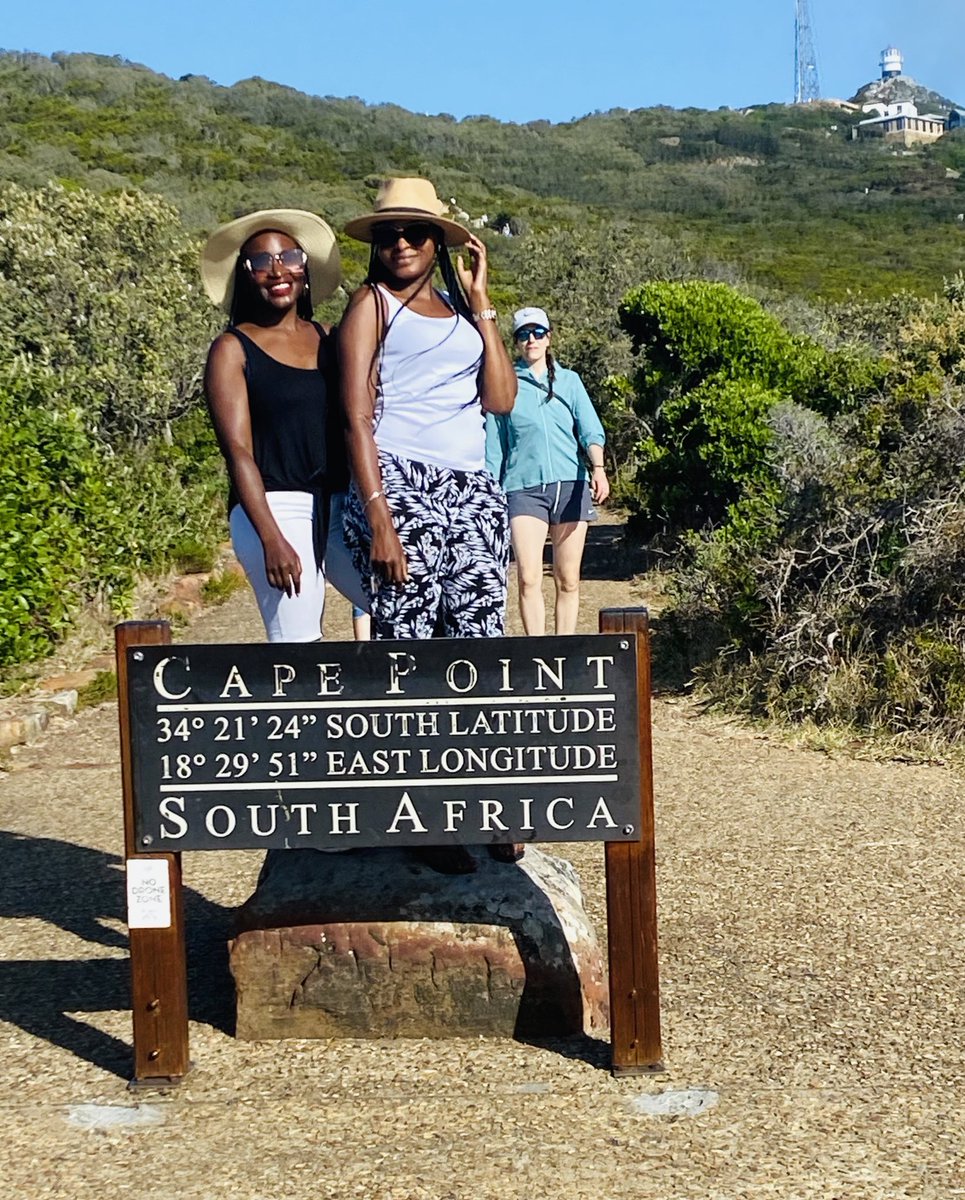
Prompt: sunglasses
<box><xmin>371</xmin><ymin>222</ymin><xmax>437</xmax><ymax>250</ymax></box>
<box><xmin>515</xmin><ymin>326</ymin><xmax>550</xmax><ymax>342</ymax></box>
<box><xmin>243</xmin><ymin>247</ymin><xmax>307</xmax><ymax>276</ymax></box>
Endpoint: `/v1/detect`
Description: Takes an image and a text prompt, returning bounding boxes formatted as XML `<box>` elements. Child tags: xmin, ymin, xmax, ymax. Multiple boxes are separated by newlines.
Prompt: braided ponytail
<box><xmin>545</xmin><ymin>350</ymin><xmax>556</xmax><ymax>401</ymax></box>
<box><xmin>435</xmin><ymin>244</ymin><xmax>474</xmax><ymax>324</ymax></box>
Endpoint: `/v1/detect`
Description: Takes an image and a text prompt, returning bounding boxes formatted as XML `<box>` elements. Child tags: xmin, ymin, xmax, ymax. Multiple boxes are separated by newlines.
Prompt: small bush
<box><xmin>201</xmin><ymin>569</ymin><xmax>246</xmax><ymax>606</ymax></box>
<box><xmin>172</xmin><ymin>538</ymin><xmax>218</xmax><ymax>574</ymax></box>
<box><xmin>76</xmin><ymin>670</ymin><xmax>118</xmax><ymax>709</ymax></box>
<box><xmin>619</xmin><ymin>281</ymin><xmax>886</xmax><ymax>539</ymax></box>
<box><xmin>0</xmin><ymin>365</ymin><xmax>226</xmax><ymax>666</ymax></box>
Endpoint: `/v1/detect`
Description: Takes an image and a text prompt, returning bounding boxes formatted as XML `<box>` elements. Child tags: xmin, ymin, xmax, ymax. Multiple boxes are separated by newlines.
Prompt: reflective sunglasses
<box><xmin>515</xmin><ymin>325</ymin><xmax>550</xmax><ymax>342</ymax></box>
<box><xmin>371</xmin><ymin>222</ymin><xmax>437</xmax><ymax>250</ymax></box>
<box><xmin>243</xmin><ymin>247</ymin><xmax>307</xmax><ymax>276</ymax></box>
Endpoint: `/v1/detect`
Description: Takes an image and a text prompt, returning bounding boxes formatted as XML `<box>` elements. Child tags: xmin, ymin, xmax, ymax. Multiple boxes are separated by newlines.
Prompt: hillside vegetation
<box><xmin>3</xmin><ymin>51</ymin><xmax>965</xmax><ymax>752</ymax></box>
<box><xmin>1</xmin><ymin>51</ymin><xmax>963</xmax><ymax>300</ymax></box>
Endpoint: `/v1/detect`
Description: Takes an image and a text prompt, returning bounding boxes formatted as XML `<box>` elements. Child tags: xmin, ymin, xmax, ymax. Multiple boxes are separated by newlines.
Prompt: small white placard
<box><xmin>126</xmin><ymin>859</ymin><xmax>172</xmax><ymax>929</ymax></box>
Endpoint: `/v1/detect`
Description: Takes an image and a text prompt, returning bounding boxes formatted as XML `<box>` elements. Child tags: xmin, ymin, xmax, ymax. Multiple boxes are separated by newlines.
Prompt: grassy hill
<box><xmin>1</xmin><ymin>50</ymin><xmax>963</xmax><ymax>301</ymax></box>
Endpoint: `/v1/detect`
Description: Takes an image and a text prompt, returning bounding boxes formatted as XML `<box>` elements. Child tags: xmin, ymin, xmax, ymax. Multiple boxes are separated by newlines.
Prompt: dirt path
<box><xmin>1</xmin><ymin>515</ymin><xmax>962</xmax><ymax>1199</ymax></box>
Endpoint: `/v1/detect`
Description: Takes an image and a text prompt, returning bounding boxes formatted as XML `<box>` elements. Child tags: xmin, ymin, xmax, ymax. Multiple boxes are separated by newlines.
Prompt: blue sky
<box><xmin>3</xmin><ymin>0</ymin><xmax>962</xmax><ymax>123</ymax></box>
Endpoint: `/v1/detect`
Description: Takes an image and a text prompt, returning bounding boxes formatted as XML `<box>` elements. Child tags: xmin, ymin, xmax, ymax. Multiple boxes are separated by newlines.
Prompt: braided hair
<box><xmin>364</xmin><ymin>227</ymin><xmax>473</xmax><ymax>321</ymax></box>
<box><xmin>362</xmin><ymin>227</ymin><xmax>480</xmax><ymax>402</ymax></box>
<box><xmin>544</xmin><ymin>350</ymin><xmax>556</xmax><ymax>401</ymax></box>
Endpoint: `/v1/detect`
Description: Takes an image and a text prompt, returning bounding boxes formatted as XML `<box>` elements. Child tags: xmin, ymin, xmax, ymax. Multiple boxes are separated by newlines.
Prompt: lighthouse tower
<box><xmin>880</xmin><ymin>47</ymin><xmax>903</xmax><ymax>79</ymax></box>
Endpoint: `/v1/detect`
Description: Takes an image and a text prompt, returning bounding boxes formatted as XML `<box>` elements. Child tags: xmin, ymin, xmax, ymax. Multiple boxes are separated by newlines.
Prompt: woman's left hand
<box><xmin>455</xmin><ymin>233</ymin><xmax>490</xmax><ymax>308</ymax></box>
<box><xmin>591</xmin><ymin>466</ymin><xmax>610</xmax><ymax>504</ymax></box>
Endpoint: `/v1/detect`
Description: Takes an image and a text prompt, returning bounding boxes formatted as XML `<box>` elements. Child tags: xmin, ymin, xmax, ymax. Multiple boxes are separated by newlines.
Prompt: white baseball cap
<box><xmin>512</xmin><ymin>306</ymin><xmax>551</xmax><ymax>334</ymax></box>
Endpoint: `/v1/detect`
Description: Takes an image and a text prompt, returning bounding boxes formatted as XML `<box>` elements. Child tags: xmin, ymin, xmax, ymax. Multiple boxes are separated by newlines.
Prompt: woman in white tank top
<box><xmin>339</xmin><ymin>178</ymin><xmax>520</xmax><ymax>873</ymax></box>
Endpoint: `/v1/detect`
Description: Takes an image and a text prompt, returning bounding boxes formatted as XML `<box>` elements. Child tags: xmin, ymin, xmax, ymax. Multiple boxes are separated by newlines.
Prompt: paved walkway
<box><xmin>1</xmin><ymin>526</ymin><xmax>962</xmax><ymax>1199</ymax></box>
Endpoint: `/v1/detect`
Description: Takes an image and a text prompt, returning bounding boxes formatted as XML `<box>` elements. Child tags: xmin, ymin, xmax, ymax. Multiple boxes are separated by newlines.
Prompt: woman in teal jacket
<box><xmin>486</xmin><ymin>307</ymin><xmax>609</xmax><ymax>635</ymax></box>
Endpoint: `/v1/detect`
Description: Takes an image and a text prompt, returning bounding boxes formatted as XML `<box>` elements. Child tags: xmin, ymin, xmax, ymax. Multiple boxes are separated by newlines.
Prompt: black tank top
<box><xmin>227</xmin><ymin>322</ymin><xmax>347</xmax><ymax>566</ymax></box>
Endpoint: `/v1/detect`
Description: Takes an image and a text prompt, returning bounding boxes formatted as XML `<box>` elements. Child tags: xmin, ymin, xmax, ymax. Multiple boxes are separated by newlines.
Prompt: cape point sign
<box><xmin>126</xmin><ymin>636</ymin><xmax>642</xmax><ymax>851</ymax></box>
<box><xmin>116</xmin><ymin>611</ymin><xmax>662</xmax><ymax>1085</ymax></box>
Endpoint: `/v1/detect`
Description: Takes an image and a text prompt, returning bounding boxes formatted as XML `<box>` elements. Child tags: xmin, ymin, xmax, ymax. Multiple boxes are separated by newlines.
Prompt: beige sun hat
<box><xmin>344</xmin><ymin>178</ymin><xmax>470</xmax><ymax>247</ymax></box>
<box><xmin>200</xmin><ymin>209</ymin><xmax>341</xmax><ymax>311</ymax></box>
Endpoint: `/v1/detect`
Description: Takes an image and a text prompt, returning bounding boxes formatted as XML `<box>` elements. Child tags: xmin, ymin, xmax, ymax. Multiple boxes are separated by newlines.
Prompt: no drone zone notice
<box><xmin>125</xmin><ymin>636</ymin><xmax>642</xmax><ymax>851</ymax></box>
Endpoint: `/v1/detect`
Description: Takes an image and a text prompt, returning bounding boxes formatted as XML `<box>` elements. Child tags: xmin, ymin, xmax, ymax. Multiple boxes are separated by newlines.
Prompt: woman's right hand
<box><xmin>590</xmin><ymin>466</ymin><xmax>611</xmax><ymax>505</ymax></box>
<box><xmin>368</xmin><ymin>513</ymin><xmax>409</xmax><ymax>584</ymax></box>
<box><xmin>262</xmin><ymin>534</ymin><xmax>303</xmax><ymax>597</ymax></box>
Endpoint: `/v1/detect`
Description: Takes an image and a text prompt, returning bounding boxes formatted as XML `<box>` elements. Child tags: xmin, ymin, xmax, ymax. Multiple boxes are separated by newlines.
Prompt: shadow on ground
<box><xmin>0</xmin><ymin>832</ymin><xmax>612</xmax><ymax>1077</ymax></box>
<box><xmin>0</xmin><ymin>830</ymin><xmax>235</xmax><ymax>1079</ymax></box>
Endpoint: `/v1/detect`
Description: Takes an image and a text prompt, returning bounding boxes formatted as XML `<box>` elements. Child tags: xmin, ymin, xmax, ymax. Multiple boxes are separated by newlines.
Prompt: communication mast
<box><xmin>794</xmin><ymin>0</ymin><xmax>821</xmax><ymax>103</ymax></box>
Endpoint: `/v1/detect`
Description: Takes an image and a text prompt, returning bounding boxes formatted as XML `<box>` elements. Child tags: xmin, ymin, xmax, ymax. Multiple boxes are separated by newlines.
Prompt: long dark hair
<box><xmin>227</xmin><ymin>238</ymin><xmax>314</xmax><ymax>326</ymax></box>
<box><xmin>364</xmin><ymin>228</ymin><xmax>473</xmax><ymax>320</ymax></box>
<box><xmin>363</xmin><ymin>227</ymin><xmax>480</xmax><ymax>403</ymax></box>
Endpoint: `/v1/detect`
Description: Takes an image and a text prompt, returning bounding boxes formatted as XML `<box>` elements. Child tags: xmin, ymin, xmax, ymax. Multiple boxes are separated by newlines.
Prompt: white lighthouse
<box><xmin>880</xmin><ymin>47</ymin><xmax>904</xmax><ymax>79</ymax></box>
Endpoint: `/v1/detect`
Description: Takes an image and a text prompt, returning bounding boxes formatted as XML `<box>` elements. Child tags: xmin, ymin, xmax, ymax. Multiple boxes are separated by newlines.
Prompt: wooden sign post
<box><xmin>117</xmin><ymin>612</ymin><xmax>662</xmax><ymax>1082</ymax></box>
<box><xmin>600</xmin><ymin>609</ymin><xmax>663</xmax><ymax>1074</ymax></box>
<box><xmin>116</xmin><ymin>620</ymin><xmax>190</xmax><ymax>1086</ymax></box>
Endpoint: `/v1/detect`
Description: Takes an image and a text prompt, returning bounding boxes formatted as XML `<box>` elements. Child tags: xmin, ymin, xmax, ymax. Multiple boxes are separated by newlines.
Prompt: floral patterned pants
<box><xmin>344</xmin><ymin>452</ymin><xmax>509</xmax><ymax>640</ymax></box>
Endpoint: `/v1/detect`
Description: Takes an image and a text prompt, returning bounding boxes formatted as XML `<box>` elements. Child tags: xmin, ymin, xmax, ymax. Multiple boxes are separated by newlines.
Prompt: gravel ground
<box><xmin>1</xmin><ymin>518</ymin><xmax>963</xmax><ymax>1199</ymax></box>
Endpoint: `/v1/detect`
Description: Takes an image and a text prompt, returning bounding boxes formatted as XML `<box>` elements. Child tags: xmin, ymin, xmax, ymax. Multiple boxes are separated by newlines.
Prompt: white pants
<box><xmin>230</xmin><ymin>491</ymin><xmax>367</xmax><ymax>643</ymax></box>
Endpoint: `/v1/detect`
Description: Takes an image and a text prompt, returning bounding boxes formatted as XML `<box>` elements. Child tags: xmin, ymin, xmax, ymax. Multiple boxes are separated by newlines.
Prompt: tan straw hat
<box><xmin>344</xmin><ymin>178</ymin><xmax>470</xmax><ymax>247</ymax></box>
<box><xmin>200</xmin><ymin>209</ymin><xmax>341</xmax><ymax>311</ymax></box>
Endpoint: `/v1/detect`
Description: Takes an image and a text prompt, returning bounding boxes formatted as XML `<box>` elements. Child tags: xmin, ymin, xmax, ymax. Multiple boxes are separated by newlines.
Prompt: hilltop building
<box><xmin>852</xmin><ymin>48</ymin><xmax>958</xmax><ymax>145</ymax></box>
<box><xmin>857</xmin><ymin>99</ymin><xmax>947</xmax><ymax>146</ymax></box>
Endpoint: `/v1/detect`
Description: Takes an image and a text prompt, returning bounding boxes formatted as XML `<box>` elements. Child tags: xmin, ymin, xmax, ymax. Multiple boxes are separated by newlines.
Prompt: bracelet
<box><xmin>590</xmin><ymin>464</ymin><xmax>606</xmax><ymax>471</ymax></box>
<box><xmin>473</xmin><ymin>308</ymin><xmax>497</xmax><ymax>322</ymax></box>
<box><xmin>362</xmin><ymin>489</ymin><xmax>384</xmax><ymax>509</ymax></box>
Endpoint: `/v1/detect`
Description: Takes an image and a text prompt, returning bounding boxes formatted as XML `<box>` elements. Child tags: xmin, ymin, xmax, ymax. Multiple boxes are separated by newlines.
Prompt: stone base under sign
<box><xmin>229</xmin><ymin>846</ymin><xmax>608</xmax><ymax>1041</ymax></box>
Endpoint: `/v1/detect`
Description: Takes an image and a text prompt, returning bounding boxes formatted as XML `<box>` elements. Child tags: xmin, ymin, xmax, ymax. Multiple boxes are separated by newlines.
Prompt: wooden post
<box><xmin>599</xmin><ymin>607</ymin><xmax>664</xmax><ymax>1075</ymax></box>
<box><xmin>115</xmin><ymin>620</ymin><xmax>190</xmax><ymax>1086</ymax></box>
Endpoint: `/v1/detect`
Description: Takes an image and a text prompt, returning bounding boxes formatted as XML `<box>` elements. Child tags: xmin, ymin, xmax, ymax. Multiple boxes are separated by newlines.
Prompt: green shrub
<box><xmin>0</xmin><ymin>374</ymin><xmax>92</xmax><ymax>660</ymax></box>
<box><xmin>201</xmin><ymin>569</ymin><xmax>246</xmax><ymax>606</ymax></box>
<box><xmin>634</xmin><ymin>375</ymin><xmax>782</xmax><ymax>531</ymax></box>
<box><xmin>0</xmin><ymin>183</ymin><xmax>228</xmax><ymax>667</ymax></box>
<box><xmin>661</xmin><ymin>377</ymin><xmax>965</xmax><ymax>750</ymax></box>
<box><xmin>0</xmin><ymin>181</ymin><xmax>220</xmax><ymax>445</ymax></box>
<box><xmin>619</xmin><ymin>281</ymin><xmax>886</xmax><ymax>539</ymax></box>
<box><xmin>0</xmin><ymin>364</ymin><xmax>225</xmax><ymax>666</ymax></box>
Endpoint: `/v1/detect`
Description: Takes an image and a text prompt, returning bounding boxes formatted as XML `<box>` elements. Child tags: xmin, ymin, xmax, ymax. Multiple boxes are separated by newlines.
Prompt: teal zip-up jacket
<box><xmin>485</xmin><ymin>360</ymin><xmax>605</xmax><ymax>491</ymax></box>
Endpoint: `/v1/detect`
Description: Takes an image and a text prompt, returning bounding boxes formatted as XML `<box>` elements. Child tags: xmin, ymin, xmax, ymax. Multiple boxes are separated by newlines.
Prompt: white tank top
<box><xmin>373</xmin><ymin>286</ymin><xmax>486</xmax><ymax>471</ymax></box>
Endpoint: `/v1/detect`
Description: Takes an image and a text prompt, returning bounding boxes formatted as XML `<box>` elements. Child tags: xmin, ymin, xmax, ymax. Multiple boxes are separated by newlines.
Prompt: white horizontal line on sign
<box><xmin>159</xmin><ymin>773</ymin><xmax>620</xmax><ymax>792</ymax></box>
<box><xmin>156</xmin><ymin>693</ymin><xmax>615</xmax><ymax>712</ymax></box>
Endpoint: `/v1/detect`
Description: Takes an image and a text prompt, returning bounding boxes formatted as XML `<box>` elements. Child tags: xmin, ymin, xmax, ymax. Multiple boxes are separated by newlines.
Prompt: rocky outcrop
<box><xmin>851</xmin><ymin>76</ymin><xmax>961</xmax><ymax>116</ymax></box>
<box><xmin>229</xmin><ymin>846</ymin><xmax>608</xmax><ymax>1041</ymax></box>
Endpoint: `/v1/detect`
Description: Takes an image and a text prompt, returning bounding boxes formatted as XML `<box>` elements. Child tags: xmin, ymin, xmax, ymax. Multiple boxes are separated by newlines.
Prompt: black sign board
<box><xmin>126</xmin><ymin>635</ymin><xmax>640</xmax><ymax>851</ymax></box>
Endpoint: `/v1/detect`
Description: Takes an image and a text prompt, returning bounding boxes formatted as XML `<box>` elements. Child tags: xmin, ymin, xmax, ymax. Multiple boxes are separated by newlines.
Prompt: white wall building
<box><xmin>857</xmin><ymin>100</ymin><xmax>947</xmax><ymax>145</ymax></box>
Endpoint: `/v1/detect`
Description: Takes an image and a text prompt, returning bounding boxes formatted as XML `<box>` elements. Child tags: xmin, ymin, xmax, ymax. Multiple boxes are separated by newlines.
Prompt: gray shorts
<box><xmin>506</xmin><ymin>480</ymin><xmax>596</xmax><ymax>525</ymax></box>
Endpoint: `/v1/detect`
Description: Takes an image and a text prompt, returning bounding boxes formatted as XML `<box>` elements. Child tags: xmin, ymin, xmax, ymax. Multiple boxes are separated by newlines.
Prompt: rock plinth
<box><xmin>229</xmin><ymin>847</ymin><xmax>608</xmax><ymax>1041</ymax></box>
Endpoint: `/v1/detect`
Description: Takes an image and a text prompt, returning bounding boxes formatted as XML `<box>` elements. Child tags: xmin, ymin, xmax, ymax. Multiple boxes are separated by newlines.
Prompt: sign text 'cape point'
<box><xmin>127</xmin><ymin>635</ymin><xmax>641</xmax><ymax>851</ymax></box>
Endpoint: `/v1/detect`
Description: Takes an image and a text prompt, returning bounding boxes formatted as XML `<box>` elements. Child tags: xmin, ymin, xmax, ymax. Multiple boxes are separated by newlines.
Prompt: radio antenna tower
<box><xmin>794</xmin><ymin>0</ymin><xmax>821</xmax><ymax>103</ymax></box>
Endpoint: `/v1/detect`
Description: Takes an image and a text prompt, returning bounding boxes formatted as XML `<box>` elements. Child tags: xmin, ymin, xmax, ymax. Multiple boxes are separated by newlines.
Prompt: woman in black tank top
<box><xmin>200</xmin><ymin>209</ymin><xmax>361</xmax><ymax>642</ymax></box>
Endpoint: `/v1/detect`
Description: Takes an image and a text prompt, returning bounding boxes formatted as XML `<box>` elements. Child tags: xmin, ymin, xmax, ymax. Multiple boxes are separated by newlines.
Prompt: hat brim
<box><xmin>200</xmin><ymin>209</ymin><xmax>341</xmax><ymax>312</ymax></box>
<box><xmin>344</xmin><ymin>208</ymin><xmax>470</xmax><ymax>247</ymax></box>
